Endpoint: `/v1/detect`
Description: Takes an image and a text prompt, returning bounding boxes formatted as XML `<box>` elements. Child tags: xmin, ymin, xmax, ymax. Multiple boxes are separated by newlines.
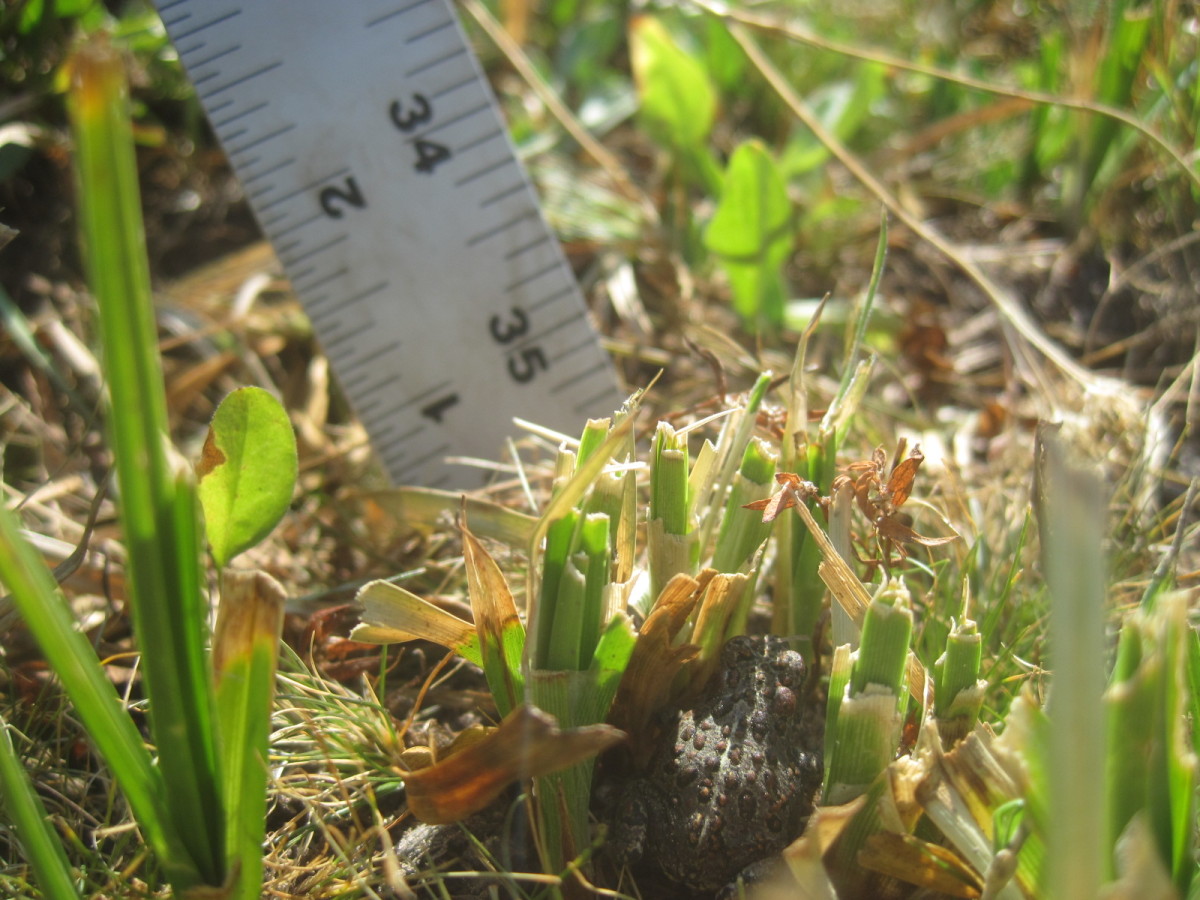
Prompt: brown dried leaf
<box><xmin>859</xmin><ymin>832</ymin><xmax>982</xmax><ymax>898</ymax></box>
<box><xmin>461</xmin><ymin>508</ymin><xmax>523</xmax><ymax>714</ymax></box>
<box><xmin>854</xmin><ymin>469</ymin><xmax>882</xmax><ymax>521</ymax></box>
<box><xmin>744</xmin><ymin>472</ymin><xmax>820</xmax><ymax>523</ymax></box>
<box><xmin>607</xmin><ymin>572</ymin><xmax>701</xmax><ymax>769</ymax></box>
<box><xmin>876</xmin><ymin>516</ymin><xmax>958</xmax><ymax>547</ymax></box>
<box><xmin>402</xmin><ymin>705</ymin><xmax>624</xmax><ymax>824</ymax></box>
<box><xmin>212</xmin><ymin>569</ymin><xmax>286</xmax><ymax>684</ymax></box>
<box><xmin>886</xmin><ymin>447</ymin><xmax>924</xmax><ymax>510</ymax></box>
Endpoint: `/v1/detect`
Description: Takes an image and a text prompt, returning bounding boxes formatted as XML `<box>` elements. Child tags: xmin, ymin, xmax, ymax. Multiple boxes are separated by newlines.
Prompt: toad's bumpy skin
<box><xmin>619</xmin><ymin>634</ymin><xmax>824</xmax><ymax>892</ymax></box>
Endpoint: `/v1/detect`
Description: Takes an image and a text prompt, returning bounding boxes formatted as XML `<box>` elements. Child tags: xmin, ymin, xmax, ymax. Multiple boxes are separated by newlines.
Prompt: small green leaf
<box><xmin>197</xmin><ymin>387</ymin><xmax>297</xmax><ymax>569</ymax></box>
<box><xmin>630</xmin><ymin>16</ymin><xmax>716</xmax><ymax>158</ymax></box>
<box><xmin>705</xmin><ymin>140</ymin><xmax>792</xmax><ymax>329</ymax></box>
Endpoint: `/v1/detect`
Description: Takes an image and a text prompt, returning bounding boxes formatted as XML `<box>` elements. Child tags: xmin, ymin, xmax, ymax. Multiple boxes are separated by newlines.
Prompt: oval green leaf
<box><xmin>197</xmin><ymin>387</ymin><xmax>297</xmax><ymax>568</ymax></box>
<box><xmin>630</xmin><ymin>16</ymin><xmax>716</xmax><ymax>155</ymax></box>
<box><xmin>705</xmin><ymin>140</ymin><xmax>792</xmax><ymax>328</ymax></box>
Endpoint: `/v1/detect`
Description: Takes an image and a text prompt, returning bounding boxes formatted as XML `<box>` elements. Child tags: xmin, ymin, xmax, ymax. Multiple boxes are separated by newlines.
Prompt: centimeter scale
<box><xmin>153</xmin><ymin>0</ymin><xmax>621</xmax><ymax>487</ymax></box>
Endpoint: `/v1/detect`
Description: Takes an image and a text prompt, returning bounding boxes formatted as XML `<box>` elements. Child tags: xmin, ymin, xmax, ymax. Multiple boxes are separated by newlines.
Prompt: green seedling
<box><xmin>704</xmin><ymin>139</ymin><xmax>793</xmax><ymax>333</ymax></box>
<box><xmin>197</xmin><ymin>386</ymin><xmax>298</xmax><ymax>571</ymax></box>
<box><xmin>629</xmin><ymin>14</ymin><xmax>722</xmax><ymax>195</ymax></box>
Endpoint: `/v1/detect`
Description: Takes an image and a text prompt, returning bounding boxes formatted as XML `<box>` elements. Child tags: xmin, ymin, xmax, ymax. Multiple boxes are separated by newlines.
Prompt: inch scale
<box><xmin>152</xmin><ymin>0</ymin><xmax>620</xmax><ymax>487</ymax></box>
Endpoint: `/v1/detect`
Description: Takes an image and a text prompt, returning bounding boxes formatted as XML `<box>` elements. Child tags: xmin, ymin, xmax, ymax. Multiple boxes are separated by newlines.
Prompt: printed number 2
<box><xmin>319</xmin><ymin>176</ymin><xmax>366</xmax><ymax>218</ymax></box>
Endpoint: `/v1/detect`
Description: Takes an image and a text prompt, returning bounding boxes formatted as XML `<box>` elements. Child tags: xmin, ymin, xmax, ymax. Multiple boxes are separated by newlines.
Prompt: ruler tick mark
<box><xmin>341</xmin><ymin>343</ymin><xmax>394</xmax><ymax>375</ymax></box>
<box><xmin>200</xmin><ymin>60</ymin><xmax>282</xmax><ymax>100</ymax></box>
<box><xmin>242</xmin><ymin>157</ymin><xmax>295</xmax><ymax>186</ymax></box>
<box><xmin>483</xmin><ymin>180</ymin><xmax>525</xmax><ymax>207</ymax></box>
<box><xmin>407</xmin><ymin>19</ymin><xmax>455</xmax><ymax>43</ymax></box>
<box><xmin>270</xmin><ymin>211</ymin><xmax>322</xmax><ymax>240</ymax></box>
<box><xmin>213</xmin><ymin>100</ymin><xmax>269</xmax><ymax>130</ymax></box>
<box><xmin>572</xmin><ymin>373</ymin><xmax>620</xmax><ymax>409</ymax></box>
<box><xmin>467</xmin><ymin>210</ymin><xmax>535</xmax><ymax>247</ymax></box>
<box><xmin>293</xmin><ymin>265</ymin><xmax>349</xmax><ymax>294</ymax></box>
<box><xmin>410</xmin><ymin>101</ymin><xmax>488</xmax><ymax>141</ymax></box>
<box><xmin>157</xmin><ymin>0</ymin><xmax>188</xmax><ymax>11</ymax></box>
<box><xmin>505</xmin><ymin>234</ymin><xmax>550</xmax><ymax>261</ymax></box>
<box><xmin>162</xmin><ymin>12</ymin><xmax>192</xmax><ymax>27</ymax></box>
<box><xmin>356</xmin><ymin>372</ymin><xmax>400</xmax><ymax>402</ymax></box>
<box><xmin>259</xmin><ymin>167</ymin><xmax>350</xmax><ymax>212</ymax></box>
<box><xmin>172</xmin><ymin>9</ymin><xmax>240</xmax><ymax>42</ymax></box>
<box><xmin>342</xmin><ymin>369</ymin><xmax>370</xmax><ymax>390</ymax></box>
<box><xmin>532</xmin><ymin>285</ymin><xmax>574</xmax><ymax>310</ymax></box>
<box><xmin>308</xmin><ymin>305</ymin><xmax>345</xmax><ymax>328</ymax></box>
<box><xmin>506</xmin><ymin>262</ymin><xmax>558</xmax><ymax>293</ymax></box>
<box><xmin>322</xmin><ymin>320</ymin><xmax>374</xmax><ymax>353</ymax></box>
<box><xmin>457</xmin><ymin>128</ymin><xmax>503</xmax><ymax>155</ymax></box>
<box><xmin>189</xmin><ymin>43</ymin><xmax>240</xmax><ymax>68</ymax></box>
<box><xmin>554</xmin><ymin>359</ymin><xmax>611</xmax><ymax>395</ymax></box>
<box><xmin>508</xmin><ymin>311</ymin><xmax>578</xmax><ymax>354</ymax></box>
<box><xmin>431</xmin><ymin>75</ymin><xmax>475</xmax><ymax>99</ymax></box>
<box><xmin>406</xmin><ymin>45</ymin><xmax>466</xmax><ymax>78</ymax></box>
<box><xmin>365</xmin><ymin>0</ymin><xmax>435</xmax><ymax>27</ymax></box>
<box><xmin>377</xmin><ymin>381</ymin><xmax>452</xmax><ymax>421</ymax></box>
<box><xmin>229</xmin><ymin>123</ymin><xmax>295</xmax><ymax>156</ymax></box>
<box><xmin>276</xmin><ymin>237</ymin><xmax>302</xmax><ymax>256</ymax></box>
<box><xmin>389</xmin><ymin>422</ymin><xmax>427</xmax><ymax>445</ymax></box>
<box><xmin>281</xmin><ymin>234</ymin><xmax>348</xmax><ymax>268</ymax></box>
<box><xmin>455</xmin><ymin>155</ymin><xmax>512</xmax><ymax>187</ymax></box>
<box><xmin>553</xmin><ymin>333</ymin><xmax>601</xmax><ymax>363</ymax></box>
<box><xmin>341</xmin><ymin>281</ymin><xmax>390</xmax><ymax>309</ymax></box>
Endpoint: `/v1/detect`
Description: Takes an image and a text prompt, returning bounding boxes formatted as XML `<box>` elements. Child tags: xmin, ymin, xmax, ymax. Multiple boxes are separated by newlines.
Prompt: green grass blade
<box><xmin>934</xmin><ymin>615</ymin><xmax>985</xmax><ymax>747</ymax></box>
<box><xmin>577</xmin><ymin>513</ymin><xmax>612</xmax><ymax>665</ymax></box>
<box><xmin>67</xmin><ymin>37</ymin><xmax>223</xmax><ymax>884</ymax></box>
<box><xmin>0</xmin><ymin>502</ymin><xmax>193</xmax><ymax>888</ymax></box>
<box><xmin>535</xmin><ymin>510</ymin><xmax>580</xmax><ymax>669</ymax></box>
<box><xmin>705</xmin><ymin>139</ymin><xmax>792</xmax><ymax>331</ymax></box>
<box><xmin>0</xmin><ymin>716</ymin><xmax>81</xmax><ymax>899</ymax></box>
<box><xmin>711</xmin><ymin>436</ymin><xmax>777</xmax><ymax>573</ymax></box>
<box><xmin>850</xmin><ymin>579</ymin><xmax>913</xmax><ymax>698</ymax></box>
<box><xmin>834</xmin><ymin>208</ymin><xmax>886</xmax><ymax>402</ymax></box>
<box><xmin>1037</xmin><ymin>427</ymin><xmax>1108</xmax><ymax>897</ymax></box>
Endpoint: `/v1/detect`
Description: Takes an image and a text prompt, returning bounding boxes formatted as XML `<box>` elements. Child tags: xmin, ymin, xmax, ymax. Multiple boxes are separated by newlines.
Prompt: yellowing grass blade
<box><xmin>352</xmin><ymin>580</ymin><xmax>480</xmax><ymax>665</ymax></box>
<box><xmin>463</xmin><ymin>519</ymin><xmax>526</xmax><ymax>717</ymax></box>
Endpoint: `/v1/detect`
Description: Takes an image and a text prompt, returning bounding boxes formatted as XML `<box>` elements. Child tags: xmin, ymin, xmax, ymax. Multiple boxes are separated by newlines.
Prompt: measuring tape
<box><xmin>152</xmin><ymin>0</ymin><xmax>621</xmax><ymax>487</ymax></box>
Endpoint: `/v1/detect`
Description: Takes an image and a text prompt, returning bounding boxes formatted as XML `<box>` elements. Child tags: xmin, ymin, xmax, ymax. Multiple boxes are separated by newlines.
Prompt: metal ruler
<box><xmin>152</xmin><ymin>0</ymin><xmax>620</xmax><ymax>487</ymax></box>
